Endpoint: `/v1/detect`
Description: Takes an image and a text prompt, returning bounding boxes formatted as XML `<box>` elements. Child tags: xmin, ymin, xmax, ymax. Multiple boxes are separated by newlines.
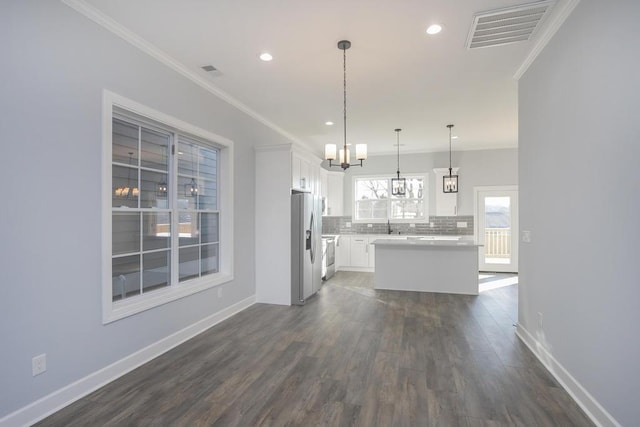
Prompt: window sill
<box><xmin>103</xmin><ymin>272</ymin><xmax>233</xmax><ymax>324</ymax></box>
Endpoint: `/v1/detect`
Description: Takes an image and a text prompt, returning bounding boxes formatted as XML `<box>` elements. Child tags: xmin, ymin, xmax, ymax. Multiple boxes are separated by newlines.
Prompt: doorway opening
<box><xmin>475</xmin><ymin>186</ymin><xmax>518</xmax><ymax>273</ymax></box>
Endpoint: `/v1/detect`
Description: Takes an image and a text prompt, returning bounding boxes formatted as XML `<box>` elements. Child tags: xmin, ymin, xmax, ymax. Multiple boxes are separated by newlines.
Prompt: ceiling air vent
<box><xmin>466</xmin><ymin>1</ymin><xmax>554</xmax><ymax>49</ymax></box>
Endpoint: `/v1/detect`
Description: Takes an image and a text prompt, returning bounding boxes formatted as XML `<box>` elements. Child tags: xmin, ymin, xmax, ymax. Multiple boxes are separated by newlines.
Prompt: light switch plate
<box><xmin>345</xmin><ymin>222</ymin><xmax>351</xmax><ymax>228</ymax></box>
<box><xmin>32</xmin><ymin>354</ymin><xmax>46</xmax><ymax>376</ymax></box>
<box><xmin>522</xmin><ymin>230</ymin><xmax>531</xmax><ymax>243</ymax></box>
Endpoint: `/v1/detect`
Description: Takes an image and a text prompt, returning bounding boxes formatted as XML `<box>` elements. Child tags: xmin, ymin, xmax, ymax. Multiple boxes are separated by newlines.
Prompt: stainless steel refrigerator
<box><xmin>291</xmin><ymin>192</ymin><xmax>323</xmax><ymax>305</ymax></box>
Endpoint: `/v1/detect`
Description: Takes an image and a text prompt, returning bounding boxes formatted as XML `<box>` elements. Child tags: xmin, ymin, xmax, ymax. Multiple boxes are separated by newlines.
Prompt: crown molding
<box><xmin>61</xmin><ymin>0</ymin><xmax>309</xmax><ymax>150</ymax></box>
<box><xmin>514</xmin><ymin>0</ymin><xmax>581</xmax><ymax>80</ymax></box>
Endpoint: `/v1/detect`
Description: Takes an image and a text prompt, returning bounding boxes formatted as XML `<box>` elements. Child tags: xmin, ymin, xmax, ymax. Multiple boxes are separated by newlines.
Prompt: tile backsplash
<box><xmin>322</xmin><ymin>215</ymin><xmax>474</xmax><ymax>236</ymax></box>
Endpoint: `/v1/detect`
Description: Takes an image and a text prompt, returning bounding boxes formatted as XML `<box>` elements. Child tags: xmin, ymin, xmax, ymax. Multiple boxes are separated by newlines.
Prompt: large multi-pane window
<box><xmin>354</xmin><ymin>175</ymin><xmax>428</xmax><ymax>222</ymax></box>
<box><xmin>105</xmin><ymin>93</ymin><xmax>231</xmax><ymax>323</ymax></box>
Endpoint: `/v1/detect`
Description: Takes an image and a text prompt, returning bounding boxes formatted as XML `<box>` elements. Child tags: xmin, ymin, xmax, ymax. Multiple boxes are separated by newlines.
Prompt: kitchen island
<box><xmin>371</xmin><ymin>238</ymin><xmax>481</xmax><ymax>295</ymax></box>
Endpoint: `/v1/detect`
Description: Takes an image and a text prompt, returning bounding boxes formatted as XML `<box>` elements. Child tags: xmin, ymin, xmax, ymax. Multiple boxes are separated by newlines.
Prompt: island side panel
<box><xmin>374</xmin><ymin>245</ymin><xmax>478</xmax><ymax>295</ymax></box>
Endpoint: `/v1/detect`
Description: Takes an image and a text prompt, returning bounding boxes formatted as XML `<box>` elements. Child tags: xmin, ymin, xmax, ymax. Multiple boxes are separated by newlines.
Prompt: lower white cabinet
<box><xmin>350</xmin><ymin>236</ymin><xmax>369</xmax><ymax>268</ymax></box>
<box><xmin>334</xmin><ymin>235</ymin><xmax>378</xmax><ymax>271</ymax></box>
<box><xmin>336</xmin><ymin>235</ymin><xmax>408</xmax><ymax>271</ymax></box>
<box><xmin>368</xmin><ymin>239</ymin><xmax>376</xmax><ymax>268</ymax></box>
<box><xmin>336</xmin><ymin>235</ymin><xmax>351</xmax><ymax>268</ymax></box>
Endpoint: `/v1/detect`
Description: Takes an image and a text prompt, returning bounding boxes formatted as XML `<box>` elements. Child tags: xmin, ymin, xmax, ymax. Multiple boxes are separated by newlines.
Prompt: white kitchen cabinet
<box><xmin>368</xmin><ymin>239</ymin><xmax>376</xmax><ymax>268</ymax></box>
<box><xmin>292</xmin><ymin>152</ymin><xmax>311</xmax><ymax>192</ymax></box>
<box><xmin>320</xmin><ymin>168</ymin><xmax>328</xmax><ymax>198</ymax></box>
<box><xmin>350</xmin><ymin>236</ymin><xmax>369</xmax><ymax>268</ymax></box>
<box><xmin>335</xmin><ymin>235</ymin><xmax>407</xmax><ymax>271</ymax></box>
<box><xmin>434</xmin><ymin>168</ymin><xmax>459</xmax><ymax>216</ymax></box>
<box><xmin>336</xmin><ymin>235</ymin><xmax>351</xmax><ymax>268</ymax></box>
<box><xmin>309</xmin><ymin>162</ymin><xmax>320</xmax><ymax>195</ymax></box>
<box><xmin>326</xmin><ymin>172</ymin><xmax>344</xmax><ymax>216</ymax></box>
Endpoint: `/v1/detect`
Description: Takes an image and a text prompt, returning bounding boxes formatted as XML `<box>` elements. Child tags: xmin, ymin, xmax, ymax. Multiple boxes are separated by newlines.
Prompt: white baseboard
<box><xmin>0</xmin><ymin>295</ymin><xmax>255</xmax><ymax>427</ymax></box>
<box><xmin>516</xmin><ymin>324</ymin><xmax>621</xmax><ymax>427</ymax></box>
<box><xmin>336</xmin><ymin>266</ymin><xmax>374</xmax><ymax>273</ymax></box>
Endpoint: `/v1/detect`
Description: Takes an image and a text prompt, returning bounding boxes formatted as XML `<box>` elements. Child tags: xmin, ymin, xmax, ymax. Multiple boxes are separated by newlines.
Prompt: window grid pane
<box><xmin>201</xmin><ymin>243</ymin><xmax>219</xmax><ymax>275</ymax></box>
<box><xmin>112</xmin><ymin>255</ymin><xmax>141</xmax><ymax>302</ymax></box>
<box><xmin>142</xmin><ymin>251</ymin><xmax>170</xmax><ymax>293</ymax></box>
<box><xmin>179</xmin><ymin>246</ymin><xmax>200</xmax><ymax>282</ymax></box>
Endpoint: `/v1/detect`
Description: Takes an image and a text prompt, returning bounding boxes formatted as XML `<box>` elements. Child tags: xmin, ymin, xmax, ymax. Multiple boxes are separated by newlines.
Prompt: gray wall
<box><xmin>0</xmin><ymin>1</ymin><xmax>287</xmax><ymax>417</ymax></box>
<box><xmin>329</xmin><ymin>148</ymin><xmax>518</xmax><ymax>216</ymax></box>
<box><xmin>518</xmin><ymin>0</ymin><xmax>640</xmax><ymax>425</ymax></box>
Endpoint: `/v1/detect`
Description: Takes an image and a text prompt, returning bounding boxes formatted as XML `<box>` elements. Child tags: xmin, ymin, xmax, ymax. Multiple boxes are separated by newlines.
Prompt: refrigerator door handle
<box><xmin>309</xmin><ymin>212</ymin><xmax>316</xmax><ymax>263</ymax></box>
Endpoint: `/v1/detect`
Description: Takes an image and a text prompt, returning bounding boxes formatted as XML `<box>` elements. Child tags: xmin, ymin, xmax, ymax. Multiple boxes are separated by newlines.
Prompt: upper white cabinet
<box><xmin>292</xmin><ymin>152</ymin><xmax>312</xmax><ymax>192</ymax></box>
<box><xmin>434</xmin><ymin>168</ymin><xmax>459</xmax><ymax>216</ymax></box>
<box><xmin>325</xmin><ymin>171</ymin><xmax>344</xmax><ymax>216</ymax></box>
<box><xmin>320</xmin><ymin>168</ymin><xmax>328</xmax><ymax>196</ymax></box>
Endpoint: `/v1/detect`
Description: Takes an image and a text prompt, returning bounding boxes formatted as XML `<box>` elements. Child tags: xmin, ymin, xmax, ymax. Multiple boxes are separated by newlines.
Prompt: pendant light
<box><xmin>185</xmin><ymin>145</ymin><xmax>198</xmax><ymax>198</ymax></box>
<box><xmin>157</xmin><ymin>145</ymin><xmax>168</xmax><ymax>198</ymax></box>
<box><xmin>443</xmin><ymin>124</ymin><xmax>458</xmax><ymax>193</ymax></box>
<box><xmin>115</xmin><ymin>152</ymin><xmax>139</xmax><ymax>198</ymax></box>
<box><xmin>391</xmin><ymin>128</ymin><xmax>406</xmax><ymax>196</ymax></box>
<box><xmin>324</xmin><ymin>40</ymin><xmax>367</xmax><ymax>170</ymax></box>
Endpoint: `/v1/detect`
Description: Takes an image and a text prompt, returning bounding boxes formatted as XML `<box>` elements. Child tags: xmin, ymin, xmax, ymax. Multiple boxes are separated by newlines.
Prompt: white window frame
<box><xmin>102</xmin><ymin>90</ymin><xmax>234</xmax><ymax>324</ymax></box>
<box><xmin>352</xmin><ymin>173</ymin><xmax>429</xmax><ymax>223</ymax></box>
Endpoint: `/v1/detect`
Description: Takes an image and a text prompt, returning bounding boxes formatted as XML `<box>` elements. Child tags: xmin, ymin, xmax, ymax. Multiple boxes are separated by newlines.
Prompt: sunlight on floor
<box><xmin>479</xmin><ymin>274</ymin><xmax>519</xmax><ymax>293</ymax></box>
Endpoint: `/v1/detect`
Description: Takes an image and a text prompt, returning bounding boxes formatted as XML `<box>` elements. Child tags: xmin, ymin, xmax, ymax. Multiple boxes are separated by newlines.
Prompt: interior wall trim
<box><xmin>0</xmin><ymin>296</ymin><xmax>256</xmax><ymax>427</ymax></box>
<box><xmin>516</xmin><ymin>323</ymin><xmax>621</xmax><ymax>427</ymax></box>
<box><xmin>60</xmin><ymin>0</ymin><xmax>309</xmax><ymax>152</ymax></box>
<box><xmin>514</xmin><ymin>0</ymin><xmax>581</xmax><ymax>80</ymax></box>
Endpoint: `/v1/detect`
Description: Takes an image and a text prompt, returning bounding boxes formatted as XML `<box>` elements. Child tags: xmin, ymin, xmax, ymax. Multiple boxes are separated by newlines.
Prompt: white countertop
<box><xmin>371</xmin><ymin>238</ymin><xmax>482</xmax><ymax>247</ymax></box>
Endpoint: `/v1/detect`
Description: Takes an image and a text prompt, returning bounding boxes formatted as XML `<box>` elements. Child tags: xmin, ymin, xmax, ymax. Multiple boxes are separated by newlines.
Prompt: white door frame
<box><xmin>474</xmin><ymin>185</ymin><xmax>518</xmax><ymax>273</ymax></box>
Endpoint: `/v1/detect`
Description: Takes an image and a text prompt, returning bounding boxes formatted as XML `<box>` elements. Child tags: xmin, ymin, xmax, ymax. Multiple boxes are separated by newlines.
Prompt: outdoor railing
<box><xmin>485</xmin><ymin>228</ymin><xmax>511</xmax><ymax>258</ymax></box>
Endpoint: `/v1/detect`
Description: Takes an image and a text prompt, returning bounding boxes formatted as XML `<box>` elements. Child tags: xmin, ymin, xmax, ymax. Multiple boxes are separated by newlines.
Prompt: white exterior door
<box><xmin>476</xmin><ymin>186</ymin><xmax>518</xmax><ymax>273</ymax></box>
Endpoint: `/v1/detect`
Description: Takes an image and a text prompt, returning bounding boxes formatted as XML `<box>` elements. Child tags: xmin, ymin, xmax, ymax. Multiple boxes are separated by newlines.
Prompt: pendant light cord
<box><xmin>343</xmin><ymin>45</ymin><xmax>347</xmax><ymax>157</ymax></box>
<box><xmin>396</xmin><ymin>129</ymin><xmax>401</xmax><ymax>179</ymax></box>
<box><xmin>447</xmin><ymin>124</ymin><xmax>454</xmax><ymax>176</ymax></box>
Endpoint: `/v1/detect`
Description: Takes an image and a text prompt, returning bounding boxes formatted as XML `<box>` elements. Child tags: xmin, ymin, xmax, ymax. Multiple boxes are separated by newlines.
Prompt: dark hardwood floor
<box><xmin>37</xmin><ymin>272</ymin><xmax>593</xmax><ymax>426</ymax></box>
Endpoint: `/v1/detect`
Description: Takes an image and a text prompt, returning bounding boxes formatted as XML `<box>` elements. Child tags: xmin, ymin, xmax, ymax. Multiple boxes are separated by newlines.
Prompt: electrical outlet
<box><xmin>345</xmin><ymin>222</ymin><xmax>351</xmax><ymax>228</ymax></box>
<box><xmin>456</xmin><ymin>221</ymin><xmax>467</xmax><ymax>228</ymax></box>
<box><xmin>32</xmin><ymin>354</ymin><xmax>46</xmax><ymax>376</ymax></box>
<box><xmin>409</xmin><ymin>223</ymin><xmax>416</xmax><ymax>228</ymax></box>
<box><xmin>367</xmin><ymin>223</ymin><xmax>372</xmax><ymax>228</ymax></box>
<box><xmin>217</xmin><ymin>287</ymin><xmax>223</xmax><ymax>298</ymax></box>
<box><xmin>537</xmin><ymin>312</ymin><xmax>543</xmax><ymax>330</ymax></box>
<box><xmin>430</xmin><ymin>222</ymin><xmax>434</xmax><ymax>228</ymax></box>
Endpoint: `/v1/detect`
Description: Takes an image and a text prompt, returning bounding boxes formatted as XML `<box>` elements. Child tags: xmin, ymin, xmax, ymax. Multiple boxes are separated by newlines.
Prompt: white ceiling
<box><xmin>78</xmin><ymin>0</ymin><xmax>570</xmax><ymax>156</ymax></box>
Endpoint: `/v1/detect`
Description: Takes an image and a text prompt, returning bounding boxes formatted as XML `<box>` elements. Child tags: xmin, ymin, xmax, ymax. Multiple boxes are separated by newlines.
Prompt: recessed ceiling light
<box><xmin>325</xmin><ymin>121</ymin><xmax>334</xmax><ymax>126</ymax></box>
<box><xmin>426</xmin><ymin>24</ymin><xmax>442</xmax><ymax>35</ymax></box>
<box><xmin>259</xmin><ymin>52</ymin><xmax>273</xmax><ymax>61</ymax></box>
